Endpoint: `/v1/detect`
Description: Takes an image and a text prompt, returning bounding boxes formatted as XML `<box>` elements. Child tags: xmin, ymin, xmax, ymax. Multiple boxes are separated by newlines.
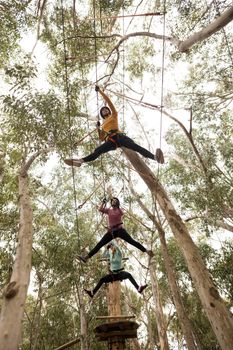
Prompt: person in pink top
<box><xmin>77</xmin><ymin>197</ymin><xmax>154</xmax><ymax>263</ymax></box>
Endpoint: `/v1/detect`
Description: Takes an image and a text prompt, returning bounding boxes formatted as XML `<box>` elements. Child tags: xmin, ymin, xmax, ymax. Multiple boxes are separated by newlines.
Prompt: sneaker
<box><xmin>84</xmin><ymin>289</ymin><xmax>94</xmax><ymax>298</ymax></box>
<box><xmin>77</xmin><ymin>255</ymin><xmax>88</xmax><ymax>263</ymax></box>
<box><xmin>138</xmin><ymin>284</ymin><xmax>148</xmax><ymax>294</ymax></box>
<box><xmin>147</xmin><ymin>250</ymin><xmax>154</xmax><ymax>258</ymax></box>
<box><xmin>155</xmin><ymin>148</ymin><xmax>164</xmax><ymax>164</ymax></box>
<box><xmin>64</xmin><ymin>159</ymin><xmax>83</xmax><ymax>167</ymax></box>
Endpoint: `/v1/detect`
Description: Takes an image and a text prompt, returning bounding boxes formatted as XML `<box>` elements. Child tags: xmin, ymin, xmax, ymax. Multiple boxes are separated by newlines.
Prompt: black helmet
<box><xmin>100</xmin><ymin>106</ymin><xmax>111</xmax><ymax>118</ymax></box>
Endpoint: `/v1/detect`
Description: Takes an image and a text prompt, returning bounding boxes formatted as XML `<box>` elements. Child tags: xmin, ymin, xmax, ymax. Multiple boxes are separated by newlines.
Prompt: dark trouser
<box><xmin>82</xmin><ymin>134</ymin><xmax>155</xmax><ymax>162</ymax></box>
<box><xmin>93</xmin><ymin>270</ymin><xmax>139</xmax><ymax>295</ymax></box>
<box><xmin>88</xmin><ymin>228</ymin><xmax>147</xmax><ymax>258</ymax></box>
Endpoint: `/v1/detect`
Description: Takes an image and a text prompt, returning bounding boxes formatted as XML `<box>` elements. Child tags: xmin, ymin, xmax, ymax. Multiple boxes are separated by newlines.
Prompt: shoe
<box><xmin>155</xmin><ymin>148</ymin><xmax>164</xmax><ymax>164</ymax></box>
<box><xmin>147</xmin><ymin>250</ymin><xmax>154</xmax><ymax>258</ymax></box>
<box><xmin>77</xmin><ymin>255</ymin><xmax>88</xmax><ymax>263</ymax></box>
<box><xmin>138</xmin><ymin>284</ymin><xmax>148</xmax><ymax>294</ymax></box>
<box><xmin>64</xmin><ymin>159</ymin><xmax>83</xmax><ymax>167</ymax></box>
<box><xmin>84</xmin><ymin>289</ymin><xmax>94</xmax><ymax>298</ymax></box>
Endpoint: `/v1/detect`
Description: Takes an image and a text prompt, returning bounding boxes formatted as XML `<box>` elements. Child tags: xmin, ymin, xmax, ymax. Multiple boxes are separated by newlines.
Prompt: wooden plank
<box><xmin>95</xmin><ymin>329</ymin><xmax>137</xmax><ymax>340</ymax></box>
<box><xmin>96</xmin><ymin>315</ymin><xmax>135</xmax><ymax>320</ymax></box>
<box><xmin>95</xmin><ymin>321</ymin><xmax>139</xmax><ymax>333</ymax></box>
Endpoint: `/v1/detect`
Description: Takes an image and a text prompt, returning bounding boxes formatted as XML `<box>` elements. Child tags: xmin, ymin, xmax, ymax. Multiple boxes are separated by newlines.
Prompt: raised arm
<box><xmin>111</xmin><ymin>241</ymin><xmax>122</xmax><ymax>257</ymax></box>
<box><xmin>98</xmin><ymin>198</ymin><xmax>108</xmax><ymax>213</ymax></box>
<box><xmin>96</xmin><ymin>86</ymin><xmax>117</xmax><ymax>116</ymax></box>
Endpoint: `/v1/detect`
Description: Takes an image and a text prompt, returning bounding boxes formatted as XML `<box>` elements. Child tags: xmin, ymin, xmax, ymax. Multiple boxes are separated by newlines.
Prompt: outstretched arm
<box><xmin>96</xmin><ymin>86</ymin><xmax>117</xmax><ymax>116</ymax></box>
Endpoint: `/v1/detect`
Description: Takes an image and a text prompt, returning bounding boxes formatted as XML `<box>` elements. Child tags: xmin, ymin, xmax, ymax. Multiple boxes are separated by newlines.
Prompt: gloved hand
<box><xmin>95</xmin><ymin>85</ymin><xmax>100</xmax><ymax>92</ymax></box>
<box><xmin>96</xmin><ymin>121</ymin><xmax>100</xmax><ymax>127</ymax></box>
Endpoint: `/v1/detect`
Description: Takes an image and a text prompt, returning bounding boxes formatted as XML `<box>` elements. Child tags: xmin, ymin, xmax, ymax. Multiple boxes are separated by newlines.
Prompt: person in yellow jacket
<box><xmin>64</xmin><ymin>86</ymin><xmax>164</xmax><ymax>167</ymax></box>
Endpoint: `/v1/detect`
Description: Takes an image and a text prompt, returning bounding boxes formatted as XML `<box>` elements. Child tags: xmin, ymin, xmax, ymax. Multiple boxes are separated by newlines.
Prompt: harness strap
<box><xmin>104</xmin><ymin>129</ymin><xmax>123</xmax><ymax>147</ymax></box>
<box><xmin>107</xmin><ymin>222</ymin><xmax>123</xmax><ymax>239</ymax></box>
<box><xmin>111</xmin><ymin>222</ymin><xmax>123</xmax><ymax>230</ymax></box>
<box><xmin>108</xmin><ymin>135</ymin><xmax>119</xmax><ymax>148</ymax></box>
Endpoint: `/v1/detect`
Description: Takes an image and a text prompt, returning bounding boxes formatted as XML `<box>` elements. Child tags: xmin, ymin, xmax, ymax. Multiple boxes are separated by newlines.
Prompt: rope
<box><xmin>60</xmin><ymin>1</ymin><xmax>85</xmax><ymax>294</ymax></box>
<box><xmin>157</xmin><ymin>0</ymin><xmax>166</xmax><ymax>173</ymax></box>
<box><xmin>93</xmin><ymin>0</ymin><xmax>106</xmax><ymax>198</ymax></box>
<box><xmin>122</xmin><ymin>2</ymin><xmax>126</xmax><ymax>203</ymax></box>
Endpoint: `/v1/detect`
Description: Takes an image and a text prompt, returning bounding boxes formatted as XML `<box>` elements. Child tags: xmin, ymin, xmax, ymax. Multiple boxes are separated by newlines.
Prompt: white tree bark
<box><xmin>0</xmin><ymin>168</ymin><xmax>33</xmax><ymax>350</ymax></box>
<box><xmin>75</xmin><ymin>284</ymin><xmax>90</xmax><ymax>350</ymax></box>
<box><xmin>127</xmin><ymin>179</ymin><xmax>199</xmax><ymax>349</ymax></box>
<box><xmin>158</xmin><ymin>229</ymin><xmax>201</xmax><ymax>350</ymax></box>
<box><xmin>123</xmin><ymin>147</ymin><xmax>233</xmax><ymax>350</ymax></box>
<box><xmin>178</xmin><ymin>6</ymin><xmax>233</xmax><ymax>52</ymax></box>
<box><xmin>149</xmin><ymin>261</ymin><xmax>170</xmax><ymax>350</ymax></box>
<box><xmin>129</xmin><ymin>184</ymin><xmax>200</xmax><ymax>349</ymax></box>
<box><xmin>0</xmin><ymin>148</ymin><xmax>53</xmax><ymax>350</ymax></box>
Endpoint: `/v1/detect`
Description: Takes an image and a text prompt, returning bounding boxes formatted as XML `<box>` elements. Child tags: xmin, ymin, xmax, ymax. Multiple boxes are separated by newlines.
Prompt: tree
<box><xmin>123</xmin><ymin>147</ymin><xmax>233</xmax><ymax>350</ymax></box>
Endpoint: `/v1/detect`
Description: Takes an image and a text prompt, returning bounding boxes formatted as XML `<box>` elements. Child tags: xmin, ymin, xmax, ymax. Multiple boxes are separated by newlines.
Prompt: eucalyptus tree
<box><xmin>0</xmin><ymin>56</ymin><xmax>72</xmax><ymax>349</ymax></box>
<box><xmin>0</xmin><ymin>0</ymin><xmax>34</xmax><ymax>68</ymax></box>
<box><xmin>163</xmin><ymin>5</ymin><xmax>233</xmax><ymax>234</ymax></box>
<box><xmin>123</xmin><ymin>147</ymin><xmax>233</xmax><ymax>350</ymax></box>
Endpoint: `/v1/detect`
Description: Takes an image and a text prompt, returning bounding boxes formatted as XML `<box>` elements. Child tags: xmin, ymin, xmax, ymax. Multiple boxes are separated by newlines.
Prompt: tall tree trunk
<box><xmin>149</xmin><ymin>261</ymin><xmax>170</xmax><ymax>350</ymax></box>
<box><xmin>0</xmin><ymin>169</ymin><xmax>33</xmax><ymax>350</ymax></box>
<box><xmin>144</xmin><ymin>300</ymin><xmax>157</xmax><ymax>349</ymax></box>
<box><xmin>31</xmin><ymin>272</ymin><xmax>43</xmax><ymax>350</ymax></box>
<box><xmin>128</xmin><ymin>182</ymin><xmax>201</xmax><ymax>350</ymax></box>
<box><xmin>158</xmin><ymin>229</ymin><xmax>202</xmax><ymax>350</ymax></box>
<box><xmin>75</xmin><ymin>284</ymin><xmax>90</xmax><ymax>350</ymax></box>
<box><xmin>123</xmin><ymin>148</ymin><xmax>233</xmax><ymax>350</ymax></box>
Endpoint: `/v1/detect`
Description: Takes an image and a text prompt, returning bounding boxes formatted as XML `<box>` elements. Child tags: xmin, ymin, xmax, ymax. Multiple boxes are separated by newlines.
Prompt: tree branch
<box><xmin>178</xmin><ymin>5</ymin><xmax>233</xmax><ymax>52</ymax></box>
<box><xmin>20</xmin><ymin>147</ymin><xmax>54</xmax><ymax>177</ymax></box>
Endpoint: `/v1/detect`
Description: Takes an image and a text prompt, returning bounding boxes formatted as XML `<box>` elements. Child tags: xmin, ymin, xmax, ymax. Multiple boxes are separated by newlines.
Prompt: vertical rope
<box><xmin>122</xmin><ymin>2</ymin><xmax>126</xmax><ymax>202</ymax></box>
<box><xmin>60</xmin><ymin>0</ymin><xmax>80</xmax><ymax>249</ymax></box>
<box><xmin>93</xmin><ymin>0</ymin><xmax>106</xmax><ymax>198</ymax></box>
<box><xmin>159</xmin><ymin>1</ymin><xmax>166</xmax><ymax>155</ymax></box>
<box><xmin>156</xmin><ymin>2</ymin><xmax>167</xmax><ymax>194</ymax></box>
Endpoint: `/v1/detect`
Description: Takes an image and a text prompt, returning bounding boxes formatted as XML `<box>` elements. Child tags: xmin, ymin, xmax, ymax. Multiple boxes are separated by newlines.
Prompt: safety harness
<box><xmin>105</xmin><ymin>129</ymin><xmax>122</xmax><ymax>147</ymax></box>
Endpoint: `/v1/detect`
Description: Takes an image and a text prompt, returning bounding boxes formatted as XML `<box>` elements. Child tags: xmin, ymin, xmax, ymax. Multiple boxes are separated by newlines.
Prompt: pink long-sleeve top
<box><xmin>99</xmin><ymin>206</ymin><xmax>124</xmax><ymax>230</ymax></box>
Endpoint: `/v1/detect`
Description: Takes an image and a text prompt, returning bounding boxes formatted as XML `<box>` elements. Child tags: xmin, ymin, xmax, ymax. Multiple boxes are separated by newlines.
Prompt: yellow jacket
<box><xmin>98</xmin><ymin>89</ymin><xmax>121</xmax><ymax>141</ymax></box>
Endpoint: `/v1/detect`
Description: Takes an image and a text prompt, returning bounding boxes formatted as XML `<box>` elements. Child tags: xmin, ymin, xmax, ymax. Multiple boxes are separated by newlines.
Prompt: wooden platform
<box><xmin>94</xmin><ymin>320</ymin><xmax>139</xmax><ymax>341</ymax></box>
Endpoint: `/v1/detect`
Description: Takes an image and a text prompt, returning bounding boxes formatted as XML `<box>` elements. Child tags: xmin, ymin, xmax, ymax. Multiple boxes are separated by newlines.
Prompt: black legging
<box><xmin>88</xmin><ymin>227</ymin><xmax>147</xmax><ymax>258</ymax></box>
<box><xmin>93</xmin><ymin>270</ymin><xmax>139</xmax><ymax>295</ymax></box>
<box><xmin>83</xmin><ymin>134</ymin><xmax>154</xmax><ymax>162</ymax></box>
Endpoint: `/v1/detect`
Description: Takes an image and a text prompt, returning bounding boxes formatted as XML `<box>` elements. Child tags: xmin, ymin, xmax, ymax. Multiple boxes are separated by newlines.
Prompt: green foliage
<box><xmin>126</xmin><ymin>39</ymin><xmax>157</xmax><ymax>79</ymax></box>
<box><xmin>0</xmin><ymin>1</ymin><xmax>35</xmax><ymax>68</ymax></box>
